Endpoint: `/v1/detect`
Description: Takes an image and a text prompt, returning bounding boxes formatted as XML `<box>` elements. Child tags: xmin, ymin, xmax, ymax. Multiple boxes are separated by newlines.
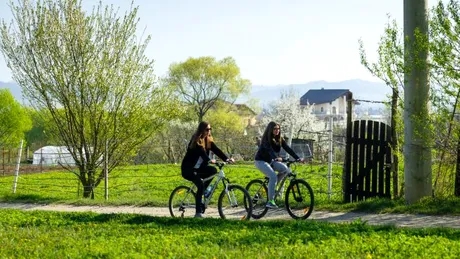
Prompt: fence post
<box><xmin>104</xmin><ymin>139</ymin><xmax>108</xmax><ymax>200</ymax></box>
<box><xmin>343</xmin><ymin>92</ymin><xmax>353</xmax><ymax>203</ymax></box>
<box><xmin>12</xmin><ymin>140</ymin><xmax>24</xmax><ymax>194</ymax></box>
<box><xmin>328</xmin><ymin>116</ymin><xmax>333</xmax><ymax>200</ymax></box>
<box><xmin>40</xmin><ymin>147</ymin><xmax>43</xmax><ymax>173</ymax></box>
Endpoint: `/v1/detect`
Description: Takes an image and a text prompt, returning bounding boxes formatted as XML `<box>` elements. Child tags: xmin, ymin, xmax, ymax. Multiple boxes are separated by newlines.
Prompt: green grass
<box><xmin>2</xmin><ymin>162</ymin><xmax>460</xmax><ymax>216</ymax></box>
<box><xmin>1</xmin><ymin>209</ymin><xmax>460</xmax><ymax>258</ymax></box>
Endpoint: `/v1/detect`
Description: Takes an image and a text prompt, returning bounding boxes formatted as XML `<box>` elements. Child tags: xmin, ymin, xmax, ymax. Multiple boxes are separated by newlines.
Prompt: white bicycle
<box><xmin>168</xmin><ymin>162</ymin><xmax>253</xmax><ymax>220</ymax></box>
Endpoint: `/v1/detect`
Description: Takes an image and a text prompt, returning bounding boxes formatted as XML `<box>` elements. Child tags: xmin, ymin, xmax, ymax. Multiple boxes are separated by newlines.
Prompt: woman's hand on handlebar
<box><xmin>297</xmin><ymin>158</ymin><xmax>306</xmax><ymax>163</ymax></box>
<box><xmin>210</xmin><ymin>159</ymin><xmax>217</xmax><ymax>164</ymax></box>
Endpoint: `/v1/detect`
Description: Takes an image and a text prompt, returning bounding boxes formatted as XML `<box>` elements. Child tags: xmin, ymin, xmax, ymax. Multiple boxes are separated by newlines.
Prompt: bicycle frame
<box><xmin>188</xmin><ymin>162</ymin><xmax>230</xmax><ymax>208</ymax></box>
<box><xmin>268</xmin><ymin>160</ymin><xmax>298</xmax><ymax>200</ymax></box>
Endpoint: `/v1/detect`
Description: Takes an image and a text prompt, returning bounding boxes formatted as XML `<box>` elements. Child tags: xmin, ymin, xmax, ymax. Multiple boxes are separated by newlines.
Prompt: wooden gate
<box><xmin>343</xmin><ymin>120</ymin><xmax>392</xmax><ymax>202</ymax></box>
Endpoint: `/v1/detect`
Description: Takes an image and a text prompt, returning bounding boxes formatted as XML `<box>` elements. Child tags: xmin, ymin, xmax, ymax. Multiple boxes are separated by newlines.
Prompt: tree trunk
<box><xmin>403</xmin><ymin>0</ymin><xmax>432</xmax><ymax>204</ymax></box>
<box><xmin>83</xmin><ymin>184</ymin><xmax>93</xmax><ymax>198</ymax></box>
<box><xmin>455</xmin><ymin>138</ymin><xmax>460</xmax><ymax>196</ymax></box>
<box><xmin>80</xmin><ymin>167</ymin><xmax>96</xmax><ymax>199</ymax></box>
<box><xmin>391</xmin><ymin>88</ymin><xmax>399</xmax><ymax>198</ymax></box>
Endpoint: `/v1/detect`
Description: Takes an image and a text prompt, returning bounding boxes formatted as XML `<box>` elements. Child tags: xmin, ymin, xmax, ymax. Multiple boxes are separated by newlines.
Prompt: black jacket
<box><xmin>181</xmin><ymin>141</ymin><xmax>228</xmax><ymax>171</ymax></box>
<box><xmin>255</xmin><ymin>138</ymin><xmax>299</xmax><ymax>163</ymax></box>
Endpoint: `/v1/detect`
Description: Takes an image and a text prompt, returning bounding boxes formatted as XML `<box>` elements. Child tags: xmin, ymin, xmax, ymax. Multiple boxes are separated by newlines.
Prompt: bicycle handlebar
<box><xmin>214</xmin><ymin>161</ymin><xmax>233</xmax><ymax>169</ymax></box>
<box><xmin>280</xmin><ymin>158</ymin><xmax>304</xmax><ymax>167</ymax></box>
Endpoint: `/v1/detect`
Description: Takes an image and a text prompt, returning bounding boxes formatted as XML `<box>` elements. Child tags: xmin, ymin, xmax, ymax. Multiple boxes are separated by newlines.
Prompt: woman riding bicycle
<box><xmin>181</xmin><ymin>121</ymin><xmax>234</xmax><ymax>218</ymax></box>
<box><xmin>255</xmin><ymin>121</ymin><xmax>304</xmax><ymax>209</ymax></box>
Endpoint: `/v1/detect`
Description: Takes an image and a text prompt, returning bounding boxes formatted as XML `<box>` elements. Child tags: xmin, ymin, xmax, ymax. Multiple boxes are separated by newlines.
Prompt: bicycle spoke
<box><xmin>285</xmin><ymin>179</ymin><xmax>314</xmax><ymax>220</ymax></box>
<box><xmin>169</xmin><ymin>186</ymin><xmax>196</xmax><ymax>218</ymax></box>
<box><xmin>245</xmin><ymin>179</ymin><xmax>268</xmax><ymax>219</ymax></box>
<box><xmin>218</xmin><ymin>185</ymin><xmax>252</xmax><ymax>220</ymax></box>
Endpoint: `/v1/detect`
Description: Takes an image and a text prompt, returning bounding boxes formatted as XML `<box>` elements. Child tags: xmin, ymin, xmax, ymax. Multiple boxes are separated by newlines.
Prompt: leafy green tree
<box><xmin>0</xmin><ymin>0</ymin><xmax>179</xmax><ymax>198</ymax></box>
<box><xmin>24</xmin><ymin>108</ymin><xmax>59</xmax><ymax>150</ymax></box>
<box><xmin>359</xmin><ymin>17</ymin><xmax>404</xmax><ymax>197</ymax></box>
<box><xmin>146</xmin><ymin>120</ymin><xmax>196</xmax><ymax>164</ymax></box>
<box><xmin>430</xmin><ymin>0</ymin><xmax>460</xmax><ymax>196</ymax></box>
<box><xmin>205</xmin><ymin>104</ymin><xmax>248</xmax><ymax>156</ymax></box>
<box><xmin>167</xmin><ymin>56</ymin><xmax>251</xmax><ymax>122</ymax></box>
<box><xmin>0</xmin><ymin>89</ymin><xmax>31</xmax><ymax>147</ymax></box>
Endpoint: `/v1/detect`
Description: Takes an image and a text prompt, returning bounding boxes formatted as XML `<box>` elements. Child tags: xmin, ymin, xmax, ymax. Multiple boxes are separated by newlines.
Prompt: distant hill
<box><xmin>2</xmin><ymin>79</ymin><xmax>392</xmax><ymax>109</ymax></box>
<box><xmin>244</xmin><ymin>79</ymin><xmax>391</xmax><ymax>108</ymax></box>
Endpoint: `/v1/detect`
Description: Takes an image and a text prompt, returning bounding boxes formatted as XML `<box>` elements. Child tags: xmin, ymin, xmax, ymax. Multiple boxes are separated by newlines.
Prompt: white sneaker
<box><xmin>194</xmin><ymin>213</ymin><xmax>204</xmax><ymax>218</ymax></box>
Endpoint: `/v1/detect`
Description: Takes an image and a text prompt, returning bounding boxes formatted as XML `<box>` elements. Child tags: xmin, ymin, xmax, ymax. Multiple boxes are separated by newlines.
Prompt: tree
<box><xmin>24</xmin><ymin>108</ymin><xmax>59</xmax><ymax>150</ymax></box>
<box><xmin>259</xmin><ymin>89</ymin><xmax>322</xmax><ymax>144</ymax></box>
<box><xmin>359</xmin><ymin>17</ymin><xmax>404</xmax><ymax>197</ymax></box>
<box><xmin>0</xmin><ymin>89</ymin><xmax>31</xmax><ymax>147</ymax></box>
<box><xmin>430</xmin><ymin>0</ymin><xmax>460</xmax><ymax>196</ymax></box>
<box><xmin>167</xmin><ymin>56</ymin><xmax>251</xmax><ymax>122</ymax></box>
<box><xmin>0</xmin><ymin>0</ymin><xmax>179</xmax><ymax>198</ymax></box>
<box><xmin>147</xmin><ymin>120</ymin><xmax>196</xmax><ymax>164</ymax></box>
<box><xmin>403</xmin><ymin>0</ymin><xmax>432</xmax><ymax>204</ymax></box>
<box><xmin>205</xmin><ymin>102</ymin><xmax>249</xmax><ymax>156</ymax></box>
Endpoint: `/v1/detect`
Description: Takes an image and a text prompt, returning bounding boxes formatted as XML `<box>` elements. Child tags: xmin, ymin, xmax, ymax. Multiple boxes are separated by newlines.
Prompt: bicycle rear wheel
<box><xmin>218</xmin><ymin>184</ymin><xmax>252</xmax><ymax>220</ymax></box>
<box><xmin>169</xmin><ymin>185</ymin><xmax>196</xmax><ymax>218</ymax></box>
<box><xmin>245</xmin><ymin>179</ymin><xmax>268</xmax><ymax>219</ymax></box>
<box><xmin>285</xmin><ymin>179</ymin><xmax>314</xmax><ymax>220</ymax></box>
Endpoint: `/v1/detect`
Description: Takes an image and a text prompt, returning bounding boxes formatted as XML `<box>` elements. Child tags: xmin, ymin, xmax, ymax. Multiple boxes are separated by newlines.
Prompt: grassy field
<box><xmin>1</xmin><ymin>162</ymin><xmax>460</xmax><ymax>215</ymax></box>
<box><xmin>2</xmin><ymin>163</ymin><xmax>460</xmax><ymax>258</ymax></box>
<box><xmin>1</xmin><ymin>209</ymin><xmax>460</xmax><ymax>258</ymax></box>
<box><xmin>0</xmin><ymin>163</ymin><xmax>343</xmax><ymax>204</ymax></box>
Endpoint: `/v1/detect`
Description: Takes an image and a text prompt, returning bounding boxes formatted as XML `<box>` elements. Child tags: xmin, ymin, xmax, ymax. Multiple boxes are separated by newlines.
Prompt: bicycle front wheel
<box><xmin>218</xmin><ymin>184</ymin><xmax>252</xmax><ymax>220</ymax></box>
<box><xmin>285</xmin><ymin>179</ymin><xmax>314</xmax><ymax>220</ymax></box>
<box><xmin>169</xmin><ymin>185</ymin><xmax>196</xmax><ymax>218</ymax></box>
<box><xmin>245</xmin><ymin>179</ymin><xmax>268</xmax><ymax>219</ymax></box>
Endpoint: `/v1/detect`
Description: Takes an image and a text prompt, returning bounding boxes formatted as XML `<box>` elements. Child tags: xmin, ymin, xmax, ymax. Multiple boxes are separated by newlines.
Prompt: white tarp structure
<box><xmin>32</xmin><ymin>146</ymin><xmax>75</xmax><ymax>166</ymax></box>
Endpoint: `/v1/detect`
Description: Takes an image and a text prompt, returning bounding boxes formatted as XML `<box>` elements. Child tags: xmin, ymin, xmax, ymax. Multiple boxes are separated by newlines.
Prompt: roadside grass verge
<box><xmin>1</xmin><ymin>209</ymin><xmax>460</xmax><ymax>258</ymax></box>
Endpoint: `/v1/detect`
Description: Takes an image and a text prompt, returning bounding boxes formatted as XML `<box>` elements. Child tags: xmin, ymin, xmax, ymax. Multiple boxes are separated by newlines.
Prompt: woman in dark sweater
<box><xmin>255</xmin><ymin>121</ymin><xmax>304</xmax><ymax>208</ymax></box>
<box><xmin>181</xmin><ymin>121</ymin><xmax>234</xmax><ymax>218</ymax></box>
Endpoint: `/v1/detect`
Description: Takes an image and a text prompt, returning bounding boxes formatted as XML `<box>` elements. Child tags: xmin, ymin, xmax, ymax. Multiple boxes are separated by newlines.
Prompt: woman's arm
<box><xmin>281</xmin><ymin>141</ymin><xmax>300</xmax><ymax>160</ymax></box>
<box><xmin>210</xmin><ymin>142</ymin><xmax>229</xmax><ymax>161</ymax></box>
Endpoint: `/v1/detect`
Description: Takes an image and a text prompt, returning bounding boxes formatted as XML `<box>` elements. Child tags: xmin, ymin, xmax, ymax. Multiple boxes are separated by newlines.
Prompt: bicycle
<box><xmin>169</xmin><ymin>161</ymin><xmax>253</xmax><ymax>220</ymax></box>
<box><xmin>246</xmin><ymin>159</ymin><xmax>314</xmax><ymax>220</ymax></box>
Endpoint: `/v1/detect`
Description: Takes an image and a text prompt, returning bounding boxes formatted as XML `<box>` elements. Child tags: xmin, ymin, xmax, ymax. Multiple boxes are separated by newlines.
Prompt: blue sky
<box><xmin>0</xmin><ymin>0</ymin><xmax>444</xmax><ymax>85</ymax></box>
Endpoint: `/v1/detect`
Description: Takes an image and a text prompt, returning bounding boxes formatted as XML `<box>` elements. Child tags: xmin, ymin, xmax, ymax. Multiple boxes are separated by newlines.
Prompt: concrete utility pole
<box><xmin>403</xmin><ymin>0</ymin><xmax>432</xmax><ymax>204</ymax></box>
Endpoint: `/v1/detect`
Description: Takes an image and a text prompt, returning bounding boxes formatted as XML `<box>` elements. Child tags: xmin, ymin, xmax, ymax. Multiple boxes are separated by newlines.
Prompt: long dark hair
<box><xmin>261</xmin><ymin>121</ymin><xmax>282</xmax><ymax>147</ymax></box>
<box><xmin>189</xmin><ymin>121</ymin><xmax>213</xmax><ymax>149</ymax></box>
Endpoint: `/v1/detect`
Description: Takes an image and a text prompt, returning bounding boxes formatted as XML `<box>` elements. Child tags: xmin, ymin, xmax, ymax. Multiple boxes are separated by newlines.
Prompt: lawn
<box><xmin>1</xmin><ymin>162</ymin><xmax>460</xmax><ymax>215</ymax></box>
<box><xmin>1</xmin><ymin>209</ymin><xmax>460</xmax><ymax>258</ymax></box>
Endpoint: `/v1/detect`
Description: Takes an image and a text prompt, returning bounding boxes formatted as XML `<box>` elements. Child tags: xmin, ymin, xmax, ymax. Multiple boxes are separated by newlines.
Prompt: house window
<box><xmin>320</xmin><ymin>107</ymin><xmax>324</xmax><ymax>113</ymax></box>
<box><xmin>332</xmin><ymin>106</ymin><xmax>337</xmax><ymax>114</ymax></box>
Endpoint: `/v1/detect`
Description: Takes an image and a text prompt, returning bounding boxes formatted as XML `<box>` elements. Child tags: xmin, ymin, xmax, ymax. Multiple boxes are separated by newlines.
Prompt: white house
<box><xmin>300</xmin><ymin>88</ymin><xmax>353</xmax><ymax>124</ymax></box>
<box><xmin>32</xmin><ymin>146</ymin><xmax>75</xmax><ymax>166</ymax></box>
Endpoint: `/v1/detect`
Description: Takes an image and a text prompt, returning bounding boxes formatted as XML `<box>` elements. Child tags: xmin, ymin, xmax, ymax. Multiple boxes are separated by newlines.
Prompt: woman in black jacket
<box><xmin>255</xmin><ymin>121</ymin><xmax>304</xmax><ymax>209</ymax></box>
<box><xmin>181</xmin><ymin>121</ymin><xmax>234</xmax><ymax>218</ymax></box>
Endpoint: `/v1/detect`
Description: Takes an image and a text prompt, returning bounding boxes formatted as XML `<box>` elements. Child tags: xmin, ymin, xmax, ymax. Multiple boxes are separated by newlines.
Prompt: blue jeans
<box><xmin>254</xmin><ymin>160</ymin><xmax>290</xmax><ymax>201</ymax></box>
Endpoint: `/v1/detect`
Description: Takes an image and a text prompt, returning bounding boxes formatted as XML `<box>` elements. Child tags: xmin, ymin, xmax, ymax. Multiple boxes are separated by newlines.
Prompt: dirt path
<box><xmin>1</xmin><ymin>202</ymin><xmax>460</xmax><ymax>228</ymax></box>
